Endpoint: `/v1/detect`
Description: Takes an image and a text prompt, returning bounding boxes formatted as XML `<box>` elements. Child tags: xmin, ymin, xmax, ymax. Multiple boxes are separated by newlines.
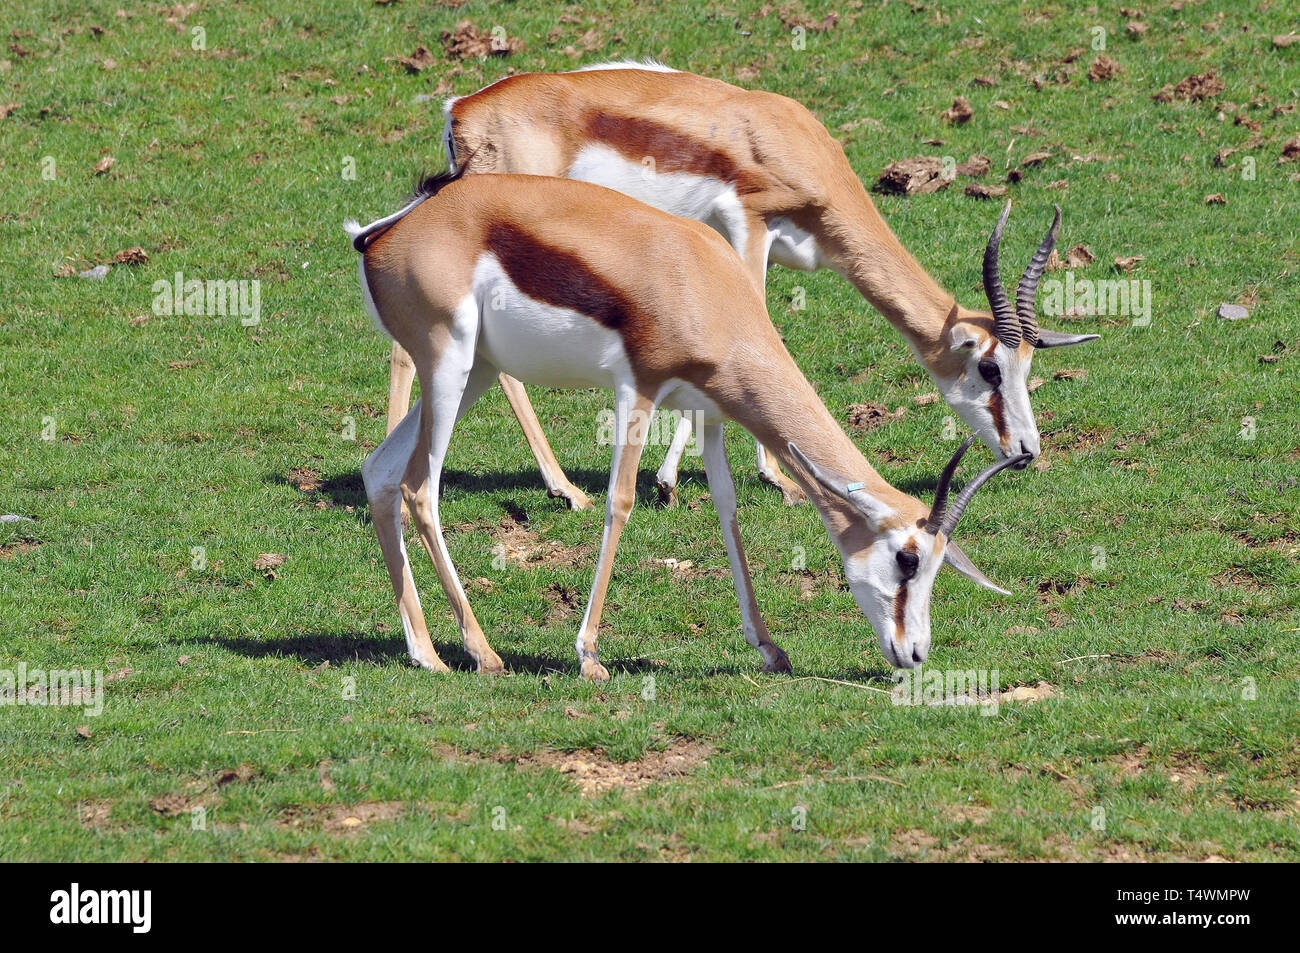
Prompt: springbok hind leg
<box><xmin>498</xmin><ymin>373</ymin><xmax>592</xmax><ymax>511</ymax></box>
<box><xmin>755</xmin><ymin>443</ymin><xmax>806</xmax><ymax>506</ymax></box>
<box><xmin>573</xmin><ymin>387</ymin><xmax>653</xmax><ymax>682</ymax></box>
<box><xmin>362</xmin><ymin>399</ymin><xmax>449</xmax><ymax>672</ymax></box>
<box><xmin>400</xmin><ymin>303</ymin><xmax>505</xmax><ymax>673</ymax></box>
<box><xmin>653</xmin><ymin>413</ymin><xmax>694</xmax><ymax>507</ymax></box>
<box><xmin>386</xmin><ymin>341</ymin><xmax>417</xmax><ymax>436</ymax></box>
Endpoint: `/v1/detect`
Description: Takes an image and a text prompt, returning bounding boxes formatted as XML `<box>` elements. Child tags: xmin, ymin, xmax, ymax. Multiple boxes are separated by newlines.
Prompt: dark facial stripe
<box><xmin>982</xmin><ymin>343</ymin><xmax>1009</xmax><ymax>448</ymax></box>
<box><xmin>893</xmin><ymin>582</ymin><xmax>908</xmax><ymax>644</ymax></box>
<box><xmin>484</xmin><ymin>222</ymin><xmax>635</xmax><ymax>331</ymax></box>
<box><xmin>583</xmin><ymin>112</ymin><xmax>762</xmax><ymax>194</ymax></box>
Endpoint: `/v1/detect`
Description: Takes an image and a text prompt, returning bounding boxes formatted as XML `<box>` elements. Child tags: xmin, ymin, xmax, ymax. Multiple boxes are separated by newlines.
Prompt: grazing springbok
<box><xmin>346</xmin><ymin>171</ymin><xmax>1029</xmax><ymax>679</ymax></box>
<box><xmin>381</xmin><ymin>62</ymin><xmax>1098</xmax><ymax>508</ymax></box>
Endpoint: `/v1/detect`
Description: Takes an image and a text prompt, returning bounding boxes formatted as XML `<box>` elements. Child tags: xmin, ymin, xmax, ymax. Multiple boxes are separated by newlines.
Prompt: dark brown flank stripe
<box><xmin>484</xmin><ymin>222</ymin><xmax>635</xmax><ymax>332</ymax></box>
<box><xmin>583</xmin><ymin>112</ymin><xmax>762</xmax><ymax>194</ymax></box>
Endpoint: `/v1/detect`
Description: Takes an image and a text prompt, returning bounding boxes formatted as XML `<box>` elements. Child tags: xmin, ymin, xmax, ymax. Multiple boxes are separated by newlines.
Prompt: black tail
<box><xmin>345</xmin><ymin>165</ymin><xmax>468</xmax><ymax>254</ymax></box>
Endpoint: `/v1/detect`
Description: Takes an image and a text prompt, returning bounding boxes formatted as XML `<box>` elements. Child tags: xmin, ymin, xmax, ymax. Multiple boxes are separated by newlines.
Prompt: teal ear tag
<box><xmin>846</xmin><ymin>482</ymin><xmax>866</xmax><ymax>492</ymax></box>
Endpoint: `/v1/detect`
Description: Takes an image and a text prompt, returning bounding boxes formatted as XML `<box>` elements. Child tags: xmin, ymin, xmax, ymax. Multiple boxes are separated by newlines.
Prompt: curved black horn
<box><xmin>1016</xmin><ymin>204</ymin><xmax>1061</xmax><ymax>347</ymax></box>
<box><xmin>937</xmin><ymin>452</ymin><xmax>1031</xmax><ymax>538</ymax></box>
<box><xmin>983</xmin><ymin>201</ymin><xmax>1020</xmax><ymax>349</ymax></box>
<box><xmin>925</xmin><ymin>435</ymin><xmax>978</xmax><ymax>533</ymax></box>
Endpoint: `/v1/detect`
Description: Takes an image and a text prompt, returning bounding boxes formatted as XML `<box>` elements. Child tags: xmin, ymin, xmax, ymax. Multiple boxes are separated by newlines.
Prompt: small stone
<box><xmin>1216</xmin><ymin>303</ymin><xmax>1249</xmax><ymax>321</ymax></box>
<box><xmin>78</xmin><ymin>264</ymin><xmax>110</xmax><ymax>280</ymax></box>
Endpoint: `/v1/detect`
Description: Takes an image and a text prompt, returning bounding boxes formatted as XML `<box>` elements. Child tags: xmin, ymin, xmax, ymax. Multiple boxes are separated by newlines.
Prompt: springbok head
<box><xmin>937</xmin><ymin>203</ymin><xmax>1099</xmax><ymax>468</ymax></box>
<box><xmin>790</xmin><ymin>435</ymin><xmax>1027</xmax><ymax>668</ymax></box>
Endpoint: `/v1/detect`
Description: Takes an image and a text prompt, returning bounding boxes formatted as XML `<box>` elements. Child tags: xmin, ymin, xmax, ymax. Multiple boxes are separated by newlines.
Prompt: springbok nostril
<box><xmin>911</xmin><ymin>647</ymin><xmax>925</xmax><ymax>664</ymax></box>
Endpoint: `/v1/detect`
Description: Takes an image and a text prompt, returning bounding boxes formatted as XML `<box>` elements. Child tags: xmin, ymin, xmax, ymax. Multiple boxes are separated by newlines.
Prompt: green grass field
<box><xmin>2</xmin><ymin>0</ymin><xmax>1297</xmax><ymax>861</ymax></box>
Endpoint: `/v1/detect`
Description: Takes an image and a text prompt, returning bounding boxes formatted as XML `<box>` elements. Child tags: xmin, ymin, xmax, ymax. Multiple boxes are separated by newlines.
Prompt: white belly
<box><xmin>565</xmin><ymin>144</ymin><xmax>748</xmax><ymax>254</ymax></box>
<box><xmin>473</xmin><ymin>255</ymin><xmax>631</xmax><ymax>390</ymax></box>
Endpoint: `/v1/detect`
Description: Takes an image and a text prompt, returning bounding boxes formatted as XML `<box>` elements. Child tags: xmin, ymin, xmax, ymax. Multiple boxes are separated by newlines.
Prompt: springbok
<box><xmin>381</xmin><ymin>62</ymin><xmax>1098</xmax><ymax>508</ymax></box>
<box><xmin>346</xmin><ymin>171</ymin><xmax>1029</xmax><ymax>680</ymax></box>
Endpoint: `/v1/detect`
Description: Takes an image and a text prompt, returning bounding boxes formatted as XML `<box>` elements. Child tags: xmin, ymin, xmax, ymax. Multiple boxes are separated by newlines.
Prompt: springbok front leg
<box><xmin>699</xmin><ymin>422</ymin><xmax>793</xmax><ymax>674</ymax></box>
<box><xmin>650</xmin><ymin>212</ymin><xmax>806</xmax><ymax>508</ymax></box>
<box><xmin>497</xmin><ymin>373</ymin><xmax>592</xmax><ymax>511</ymax></box>
<box><xmin>741</xmin><ymin>216</ymin><xmax>805</xmax><ymax>507</ymax></box>
<box><xmin>574</xmin><ymin>387</ymin><xmax>653</xmax><ymax>682</ymax></box>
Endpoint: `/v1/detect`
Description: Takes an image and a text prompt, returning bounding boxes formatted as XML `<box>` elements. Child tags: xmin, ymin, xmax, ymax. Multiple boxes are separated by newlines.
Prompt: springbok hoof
<box><xmin>778</xmin><ymin>485</ymin><xmax>807</xmax><ymax>507</ymax></box>
<box><xmin>762</xmin><ymin>651</ymin><xmax>793</xmax><ymax>675</ymax></box>
<box><xmin>476</xmin><ymin>653</ymin><xmax>507</xmax><ymax>675</ymax></box>
<box><xmin>758</xmin><ymin>470</ymin><xmax>806</xmax><ymax>506</ymax></box>
<box><xmin>414</xmin><ymin>654</ymin><xmax>451</xmax><ymax>674</ymax></box>
<box><xmin>549</xmin><ymin>485</ymin><xmax>593</xmax><ymax>511</ymax></box>
<box><xmin>580</xmin><ymin>658</ymin><xmax>611</xmax><ymax>683</ymax></box>
<box><xmin>655</xmin><ymin>478</ymin><xmax>678</xmax><ymax>508</ymax></box>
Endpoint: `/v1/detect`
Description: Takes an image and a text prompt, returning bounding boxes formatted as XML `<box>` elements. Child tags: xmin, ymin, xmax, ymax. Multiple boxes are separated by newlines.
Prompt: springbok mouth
<box><xmin>1005</xmin><ymin>452</ymin><xmax>1033</xmax><ymax>471</ymax></box>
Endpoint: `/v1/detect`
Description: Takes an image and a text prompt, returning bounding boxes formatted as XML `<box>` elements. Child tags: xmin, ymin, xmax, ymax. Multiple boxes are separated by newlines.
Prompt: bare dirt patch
<box><xmin>543</xmin><ymin>582</ymin><xmax>582</xmax><ymax>625</ymax></box>
<box><xmin>518</xmin><ymin>738</ymin><xmax>716</xmax><ymax>797</ymax></box>
<box><xmin>1153</xmin><ymin>70</ymin><xmax>1225</xmax><ymax>103</ymax></box>
<box><xmin>322</xmin><ymin>801</ymin><xmax>405</xmax><ymax>832</ymax></box>
<box><xmin>846</xmin><ymin>401</ymin><xmax>906</xmax><ymax>431</ymax></box>
<box><xmin>276</xmin><ymin>800</ymin><xmax>406</xmax><ymax>833</ymax></box>
<box><xmin>489</xmin><ymin>513</ymin><xmax>592</xmax><ymax>568</ymax></box>
<box><xmin>0</xmin><ymin>539</ymin><xmax>41</xmax><ymax>558</ymax></box>
<box><xmin>1211</xmin><ymin>568</ymin><xmax>1270</xmax><ymax>592</ymax></box>
<box><xmin>440</xmin><ymin>20</ymin><xmax>524</xmax><ymax>59</ymax></box>
<box><xmin>77</xmin><ymin>799</ymin><xmax>115</xmax><ymax>829</ymax></box>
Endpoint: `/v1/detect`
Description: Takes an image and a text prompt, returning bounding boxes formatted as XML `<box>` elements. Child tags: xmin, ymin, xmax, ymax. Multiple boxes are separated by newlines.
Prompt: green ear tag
<box><xmin>846</xmin><ymin>482</ymin><xmax>866</xmax><ymax>492</ymax></box>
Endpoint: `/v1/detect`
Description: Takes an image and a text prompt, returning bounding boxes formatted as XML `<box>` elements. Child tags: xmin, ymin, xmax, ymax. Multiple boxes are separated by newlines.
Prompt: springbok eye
<box><xmin>896</xmin><ymin>549</ymin><xmax>919</xmax><ymax>580</ymax></box>
<box><xmin>977</xmin><ymin>359</ymin><xmax>1002</xmax><ymax>387</ymax></box>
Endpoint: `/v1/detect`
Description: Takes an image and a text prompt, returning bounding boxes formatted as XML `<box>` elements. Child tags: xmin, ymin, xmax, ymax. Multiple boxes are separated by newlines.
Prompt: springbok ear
<box><xmin>943</xmin><ymin>541</ymin><xmax>1012</xmax><ymax>596</ymax></box>
<box><xmin>787</xmin><ymin>442</ymin><xmax>896</xmax><ymax>529</ymax></box>
<box><xmin>948</xmin><ymin>323</ymin><xmax>982</xmax><ymax>353</ymax></box>
<box><xmin>1034</xmin><ymin>329</ymin><xmax>1100</xmax><ymax>349</ymax></box>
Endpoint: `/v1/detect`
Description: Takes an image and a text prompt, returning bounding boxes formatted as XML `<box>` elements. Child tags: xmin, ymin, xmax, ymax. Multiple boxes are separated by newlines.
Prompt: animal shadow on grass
<box><xmin>259</xmin><ymin>466</ymin><xmax>886</xmax><ymax>680</ymax></box>
<box><xmin>199</xmin><ymin>629</ymin><xmax>661</xmax><ymax>678</ymax></box>
<box><xmin>268</xmin><ymin>466</ymin><xmax>704</xmax><ymax>516</ymax></box>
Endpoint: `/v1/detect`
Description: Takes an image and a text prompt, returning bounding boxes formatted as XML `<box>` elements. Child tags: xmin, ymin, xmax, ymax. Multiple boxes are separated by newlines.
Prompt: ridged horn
<box><xmin>925</xmin><ymin>435</ymin><xmax>978</xmax><ymax>534</ymax></box>
<box><xmin>936</xmin><ymin>452</ymin><xmax>1031</xmax><ymax>539</ymax></box>
<box><xmin>983</xmin><ymin>201</ymin><xmax>1020</xmax><ymax>349</ymax></box>
<box><xmin>1016</xmin><ymin>204</ymin><xmax>1061</xmax><ymax>347</ymax></box>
